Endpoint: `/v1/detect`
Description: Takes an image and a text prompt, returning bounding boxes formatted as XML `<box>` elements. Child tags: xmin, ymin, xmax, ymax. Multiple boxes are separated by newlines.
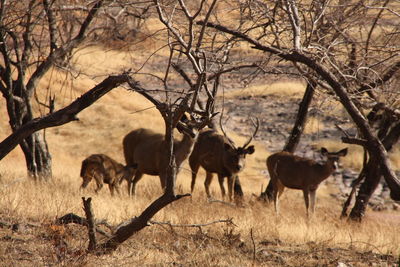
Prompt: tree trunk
<box><xmin>20</xmin><ymin>131</ymin><xmax>52</xmax><ymax>180</ymax></box>
<box><xmin>349</xmin><ymin>158</ymin><xmax>381</xmax><ymax>221</ymax></box>
<box><xmin>5</xmin><ymin>88</ymin><xmax>52</xmax><ymax>179</ymax></box>
<box><xmin>347</xmin><ymin>121</ymin><xmax>400</xmax><ymax>221</ymax></box>
<box><xmin>283</xmin><ymin>81</ymin><xmax>316</xmax><ymax>152</ymax></box>
<box><xmin>0</xmin><ymin>74</ymin><xmax>130</xmax><ymax>162</ymax></box>
<box><xmin>260</xmin><ymin>81</ymin><xmax>315</xmax><ymax>201</ymax></box>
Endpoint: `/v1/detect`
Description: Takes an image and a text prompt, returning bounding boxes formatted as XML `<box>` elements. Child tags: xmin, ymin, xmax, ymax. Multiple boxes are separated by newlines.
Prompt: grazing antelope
<box><xmin>123</xmin><ymin>116</ymin><xmax>205</xmax><ymax>196</ymax></box>
<box><xmin>189</xmin><ymin>119</ymin><xmax>259</xmax><ymax>201</ymax></box>
<box><xmin>267</xmin><ymin>147</ymin><xmax>348</xmax><ymax>216</ymax></box>
<box><xmin>80</xmin><ymin>154</ymin><xmax>137</xmax><ymax>196</ymax></box>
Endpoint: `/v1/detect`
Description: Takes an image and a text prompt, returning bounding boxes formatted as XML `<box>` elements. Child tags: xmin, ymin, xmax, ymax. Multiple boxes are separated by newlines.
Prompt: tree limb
<box><xmin>198</xmin><ymin>20</ymin><xmax>400</xmax><ymax>201</ymax></box>
<box><xmin>98</xmin><ymin>192</ymin><xmax>191</xmax><ymax>253</ymax></box>
<box><xmin>25</xmin><ymin>0</ymin><xmax>104</xmax><ymax>94</ymax></box>
<box><xmin>55</xmin><ymin>213</ymin><xmax>112</xmax><ymax>238</ymax></box>
<box><xmin>83</xmin><ymin>197</ymin><xmax>97</xmax><ymax>251</ymax></box>
<box><xmin>0</xmin><ymin>74</ymin><xmax>129</xmax><ymax>160</ymax></box>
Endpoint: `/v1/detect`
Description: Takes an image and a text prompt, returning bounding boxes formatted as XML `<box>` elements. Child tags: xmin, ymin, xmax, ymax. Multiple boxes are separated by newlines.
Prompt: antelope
<box><xmin>189</xmin><ymin>119</ymin><xmax>259</xmax><ymax>201</ymax></box>
<box><xmin>80</xmin><ymin>154</ymin><xmax>137</xmax><ymax>196</ymax></box>
<box><xmin>267</xmin><ymin>147</ymin><xmax>348</xmax><ymax>216</ymax></box>
<box><xmin>123</xmin><ymin>116</ymin><xmax>205</xmax><ymax>196</ymax></box>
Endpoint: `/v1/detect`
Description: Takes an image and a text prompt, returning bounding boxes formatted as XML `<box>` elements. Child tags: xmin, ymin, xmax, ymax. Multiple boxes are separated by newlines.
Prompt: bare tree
<box><xmin>0</xmin><ymin>0</ymin><xmax>104</xmax><ymax>179</ymax></box>
<box><xmin>95</xmin><ymin>0</ymin><xmax>224</xmax><ymax>252</ymax></box>
<box><xmin>198</xmin><ymin>0</ymin><xmax>400</xmax><ymax>220</ymax></box>
<box><xmin>0</xmin><ymin>0</ymin><xmax>151</xmax><ymax>180</ymax></box>
<box><xmin>0</xmin><ymin>0</ymin><xmax>230</xmax><ymax>254</ymax></box>
<box><xmin>0</xmin><ymin>74</ymin><xmax>130</xmax><ymax>160</ymax></box>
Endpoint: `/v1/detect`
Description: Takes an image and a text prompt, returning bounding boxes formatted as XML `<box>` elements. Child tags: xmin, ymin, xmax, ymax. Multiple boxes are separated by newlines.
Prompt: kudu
<box><xmin>267</xmin><ymin>147</ymin><xmax>348</xmax><ymax>216</ymax></box>
<box><xmin>189</xmin><ymin>119</ymin><xmax>259</xmax><ymax>201</ymax></box>
<box><xmin>123</xmin><ymin>115</ymin><xmax>205</xmax><ymax>196</ymax></box>
<box><xmin>80</xmin><ymin>154</ymin><xmax>137</xmax><ymax>196</ymax></box>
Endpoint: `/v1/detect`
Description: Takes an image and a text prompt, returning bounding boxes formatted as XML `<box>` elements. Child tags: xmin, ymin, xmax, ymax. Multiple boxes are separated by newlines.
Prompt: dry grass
<box><xmin>223</xmin><ymin>82</ymin><xmax>306</xmax><ymax>99</ymax></box>
<box><xmin>1</xmin><ymin>46</ymin><xmax>400</xmax><ymax>266</ymax></box>
<box><xmin>304</xmin><ymin>116</ymin><xmax>325</xmax><ymax>135</ymax></box>
<box><xmin>1</xmin><ymin>163</ymin><xmax>399</xmax><ymax>266</ymax></box>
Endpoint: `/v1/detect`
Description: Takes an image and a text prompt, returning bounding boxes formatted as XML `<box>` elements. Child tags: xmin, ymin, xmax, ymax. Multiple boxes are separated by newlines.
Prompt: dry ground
<box><xmin>1</xmin><ymin>46</ymin><xmax>400</xmax><ymax>266</ymax></box>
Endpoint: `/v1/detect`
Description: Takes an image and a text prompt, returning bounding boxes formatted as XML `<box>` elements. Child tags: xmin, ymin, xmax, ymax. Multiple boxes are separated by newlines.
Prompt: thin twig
<box><xmin>335</xmin><ymin>124</ymin><xmax>351</xmax><ymax>138</ymax></box>
<box><xmin>250</xmin><ymin>228</ymin><xmax>256</xmax><ymax>263</ymax></box>
<box><xmin>208</xmin><ymin>198</ymin><xmax>237</xmax><ymax>207</ymax></box>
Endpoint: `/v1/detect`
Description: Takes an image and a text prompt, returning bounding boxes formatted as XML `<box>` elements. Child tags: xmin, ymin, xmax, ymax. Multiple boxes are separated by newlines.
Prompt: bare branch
<box><xmin>284</xmin><ymin>0</ymin><xmax>301</xmax><ymax>51</ymax></box>
<box><xmin>196</xmin><ymin>0</ymin><xmax>217</xmax><ymax>52</ymax></box>
<box><xmin>43</xmin><ymin>0</ymin><xmax>58</xmax><ymax>52</ymax></box>
<box><xmin>99</xmin><ymin>193</ymin><xmax>191</xmax><ymax>253</ymax></box>
<box><xmin>26</xmin><ymin>0</ymin><xmax>104</xmax><ymax>94</ymax></box>
<box><xmin>83</xmin><ymin>197</ymin><xmax>97</xmax><ymax>251</ymax></box>
<box><xmin>341</xmin><ymin>136</ymin><xmax>368</xmax><ymax>147</ymax></box>
<box><xmin>0</xmin><ymin>74</ymin><xmax>129</xmax><ymax>160</ymax></box>
<box><xmin>55</xmin><ymin>213</ymin><xmax>112</xmax><ymax>238</ymax></box>
<box><xmin>365</xmin><ymin>0</ymin><xmax>390</xmax><ymax>54</ymax></box>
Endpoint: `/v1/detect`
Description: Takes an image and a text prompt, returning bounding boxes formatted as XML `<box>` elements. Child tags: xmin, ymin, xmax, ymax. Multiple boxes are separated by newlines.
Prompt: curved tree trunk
<box><xmin>199</xmin><ymin>6</ymin><xmax>400</xmax><ymax>220</ymax></box>
<box><xmin>349</xmin><ymin>158</ymin><xmax>381</xmax><ymax>221</ymax></box>
<box><xmin>347</xmin><ymin>121</ymin><xmax>400</xmax><ymax>220</ymax></box>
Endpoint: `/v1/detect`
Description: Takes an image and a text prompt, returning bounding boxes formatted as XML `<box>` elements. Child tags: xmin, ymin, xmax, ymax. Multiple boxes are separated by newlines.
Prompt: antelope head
<box><xmin>220</xmin><ymin>118</ymin><xmax>259</xmax><ymax>173</ymax></box>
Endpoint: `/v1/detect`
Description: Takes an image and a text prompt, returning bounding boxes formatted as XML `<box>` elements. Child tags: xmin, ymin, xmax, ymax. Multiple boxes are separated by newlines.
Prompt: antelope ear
<box><xmin>320</xmin><ymin>147</ymin><xmax>328</xmax><ymax>155</ymax></box>
<box><xmin>338</xmin><ymin>148</ymin><xmax>348</xmax><ymax>157</ymax></box>
<box><xmin>245</xmin><ymin>145</ymin><xmax>255</xmax><ymax>154</ymax></box>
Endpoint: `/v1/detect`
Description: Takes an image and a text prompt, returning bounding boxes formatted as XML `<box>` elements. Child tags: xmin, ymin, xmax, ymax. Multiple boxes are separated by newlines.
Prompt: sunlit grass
<box><xmin>304</xmin><ymin>116</ymin><xmax>325</xmax><ymax>135</ymax></box>
<box><xmin>1</xmin><ymin>164</ymin><xmax>399</xmax><ymax>260</ymax></box>
<box><xmin>223</xmin><ymin>81</ymin><xmax>306</xmax><ymax>99</ymax></box>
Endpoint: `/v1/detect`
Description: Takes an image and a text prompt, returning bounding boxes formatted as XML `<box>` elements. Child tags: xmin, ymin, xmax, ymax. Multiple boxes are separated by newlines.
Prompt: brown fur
<box><xmin>189</xmin><ymin>129</ymin><xmax>255</xmax><ymax>201</ymax></box>
<box><xmin>123</xmin><ymin>128</ymin><xmax>198</xmax><ymax>195</ymax></box>
<box><xmin>267</xmin><ymin>147</ymin><xmax>348</xmax><ymax>216</ymax></box>
<box><xmin>80</xmin><ymin>154</ymin><xmax>136</xmax><ymax>196</ymax></box>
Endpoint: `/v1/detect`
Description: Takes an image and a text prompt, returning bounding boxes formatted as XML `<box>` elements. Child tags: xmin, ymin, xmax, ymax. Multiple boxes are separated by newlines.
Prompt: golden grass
<box><xmin>1</xmin><ymin>162</ymin><xmax>400</xmax><ymax>265</ymax></box>
<box><xmin>223</xmin><ymin>82</ymin><xmax>305</xmax><ymax>99</ymax></box>
<box><xmin>389</xmin><ymin>145</ymin><xmax>400</xmax><ymax>171</ymax></box>
<box><xmin>304</xmin><ymin>116</ymin><xmax>325</xmax><ymax>135</ymax></box>
<box><xmin>1</xmin><ymin>46</ymin><xmax>400</xmax><ymax>266</ymax></box>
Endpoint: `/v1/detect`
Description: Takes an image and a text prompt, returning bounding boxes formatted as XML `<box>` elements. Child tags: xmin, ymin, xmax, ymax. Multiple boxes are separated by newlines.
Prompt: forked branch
<box><xmin>0</xmin><ymin>74</ymin><xmax>130</xmax><ymax>160</ymax></box>
<box><xmin>98</xmin><ymin>193</ymin><xmax>191</xmax><ymax>253</ymax></box>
